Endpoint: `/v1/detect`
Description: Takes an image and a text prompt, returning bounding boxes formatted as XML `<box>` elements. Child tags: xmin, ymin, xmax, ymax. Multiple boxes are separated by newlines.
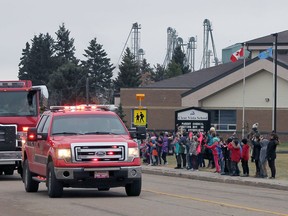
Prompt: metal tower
<box><xmin>163</xmin><ymin>27</ymin><xmax>197</xmax><ymax>71</ymax></box>
<box><xmin>163</xmin><ymin>27</ymin><xmax>178</xmax><ymax>68</ymax></box>
<box><xmin>131</xmin><ymin>22</ymin><xmax>142</xmax><ymax>63</ymax></box>
<box><xmin>186</xmin><ymin>37</ymin><xmax>197</xmax><ymax>72</ymax></box>
<box><xmin>200</xmin><ymin>19</ymin><xmax>219</xmax><ymax>69</ymax></box>
<box><xmin>118</xmin><ymin>22</ymin><xmax>144</xmax><ymax>66</ymax></box>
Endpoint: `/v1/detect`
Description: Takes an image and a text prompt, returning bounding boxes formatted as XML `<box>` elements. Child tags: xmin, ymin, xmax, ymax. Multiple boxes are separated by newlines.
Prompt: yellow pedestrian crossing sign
<box><xmin>133</xmin><ymin>109</ymin><xmax>147</xmax><ymax>127</ymax></box>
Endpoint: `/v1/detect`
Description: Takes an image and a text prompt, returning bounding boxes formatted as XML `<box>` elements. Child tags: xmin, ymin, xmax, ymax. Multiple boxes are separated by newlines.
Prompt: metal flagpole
<box><xmin>272</xmin><ymin>42</ymin><xmax>275</xmax><ymax>131</ymax></box>
<box><xmin>242</xmin><ymin>43</ymin><xmax>246</xmax><ymax>138</ymax></box>
<box><xmin>272</xmin><ymin>33</ymin><xmax>278</xmax><ymax>132</ymax></box>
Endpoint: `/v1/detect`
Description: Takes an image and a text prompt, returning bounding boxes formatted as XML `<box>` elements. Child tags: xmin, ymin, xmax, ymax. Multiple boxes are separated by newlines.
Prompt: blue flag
<box><xmin>258</xmin><ymin>47</ymin><xmax>273</xmax><ymax>59</ymax></box>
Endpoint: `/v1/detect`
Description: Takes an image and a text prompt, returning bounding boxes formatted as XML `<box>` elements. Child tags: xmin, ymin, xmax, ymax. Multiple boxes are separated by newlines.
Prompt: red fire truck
<box><xmin>0</xmin><ymin>80</ymin><xmax>48</xmax><ymax>176</ymax></box>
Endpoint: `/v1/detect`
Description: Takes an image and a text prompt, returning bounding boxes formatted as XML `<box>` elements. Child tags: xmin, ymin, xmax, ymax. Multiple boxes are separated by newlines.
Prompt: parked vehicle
<box><xmin>0</xmin><ymin>80</ymin><xmax>48</xmax><ymax>176</ymax></box>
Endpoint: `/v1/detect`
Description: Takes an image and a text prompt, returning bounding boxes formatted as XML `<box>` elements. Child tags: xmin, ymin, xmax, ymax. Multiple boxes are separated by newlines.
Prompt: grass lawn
<box><xmin>277</xmin><ymin>142</ymin><xmax>288</xmax><ymax>152</ymax></box>
<box><xmin>163</xmin><ymin>153</ymin><xmax>288</xmax><ymax>180</ymax></box>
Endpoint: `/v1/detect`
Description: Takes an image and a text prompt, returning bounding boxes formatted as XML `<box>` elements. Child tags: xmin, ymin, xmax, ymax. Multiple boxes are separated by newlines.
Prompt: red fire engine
<box><xmin>0</xmin><ymin>80</ymin><xmax>48</xmax><ymax>176</ymax></box>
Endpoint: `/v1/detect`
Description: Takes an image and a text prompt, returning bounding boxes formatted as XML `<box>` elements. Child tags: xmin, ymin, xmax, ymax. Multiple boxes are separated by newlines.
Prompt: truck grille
<box><xmin>71</xmin><ymin>142</ymin><xmax>127</xmax><ymax>162</ymax></box>
<box><xmin>0</xmin><ymin>125</ymin><xmax>17</xmax><ymax>151</ymax></box>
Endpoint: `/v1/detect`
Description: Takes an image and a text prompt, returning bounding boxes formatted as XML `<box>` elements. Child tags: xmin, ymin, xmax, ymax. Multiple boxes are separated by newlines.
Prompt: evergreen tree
<box><xmin>18</xmin><ymin>42</ymin><xmax>31</xmax><ymax>80</ymax></box>
<box><xmin>48</xmin><ymin>23</ymin><xmax>84</xmax><ymax>105</ymax></box>
<box><xmin>114</xmin><ymin>48</ymin><xmax>141</xmax><ymax>92</ymax></box>
<box><xmin>139</xmin><ymin>59</ymin><xmax>154</xmax><ymax>86</ymax></box>
<box><xmin>172</xmin><ymin>46</ymin><xmax>190</xmax><ymax>74</ymax></box>
<box><xmin>82</xmin><ymin>37</ymin><xmax>115</xmax><ymax>104</ymax></box>
<box><xmin>116</xmin><ymin>103</ymin><xmax>127</xmax><ymax>125</ymax></box>
<box><xmin>54</xmin><ymin>23</ymin><xmax>77</xmax><ymax>64</ymax></box>
<box><xmin>165</xmin><ymin>60</ymin><xmax>182</xmax><ymax>78</ymax></box>
<box><xmin>152</xmin><ymin>63</ymin><xmax>166</xmax><ymax>82</ymax></box>
<box><xmin>18</xmin><ymin>33</ymin><xmax>56</xmax><ymax>85</ymax></box>
<box><xmin>48</xmin><ymin>62</ymin><xmax>85</xmax><ymax>105</ymax></box>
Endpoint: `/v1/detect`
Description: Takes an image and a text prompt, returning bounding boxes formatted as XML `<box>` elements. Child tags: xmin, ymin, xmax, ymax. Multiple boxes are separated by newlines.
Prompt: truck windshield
<box><xmin>51</xmin><ymin>114</ymin><xmax>128</xmax><ymax>135</ymax></box>
<box><xmin>0</xmin><ymin>91</ymin><xmax>37</xmax><ymax>117</ymax></box>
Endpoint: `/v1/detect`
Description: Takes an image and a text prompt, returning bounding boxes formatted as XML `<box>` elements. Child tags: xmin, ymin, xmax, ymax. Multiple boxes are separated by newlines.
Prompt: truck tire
<box><xmin>47</xmin><ymin>162</ymin><xmax>63</xmax><ymax>198</ymax></box>
<box><xmin>23</xmin><ymin>160</ymin><xmax>39</xmax><ymax>192</ymax></box>
<box><xmin>125</xmin><ymin>179</ymin><xmax>141</xmax><ymax>196</ymax></box>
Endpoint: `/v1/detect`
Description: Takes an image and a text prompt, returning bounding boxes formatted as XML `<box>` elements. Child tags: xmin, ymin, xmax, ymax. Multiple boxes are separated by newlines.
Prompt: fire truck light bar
<box><xmin>50</xmin><ymin>105</ymin><xmax>111</xmax><ymax>112</ymax></box>
<box><xmin>0</xmin><ymin>80</ymin><xmax>32</xmax><ymax>88</ymax></box>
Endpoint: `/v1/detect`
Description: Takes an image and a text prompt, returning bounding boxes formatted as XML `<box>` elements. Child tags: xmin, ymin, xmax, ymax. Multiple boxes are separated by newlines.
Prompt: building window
<box><xmin>210</xmin><ymin>110</ymin><xmax>236</xmax><ymax>131</ymax></box>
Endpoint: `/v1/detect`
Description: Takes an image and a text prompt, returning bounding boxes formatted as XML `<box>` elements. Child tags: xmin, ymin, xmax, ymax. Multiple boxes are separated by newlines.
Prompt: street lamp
<box><xmin>74</xmin><ymin>73</ymin><xmax>91</xmax><ymax>105</ymax></box>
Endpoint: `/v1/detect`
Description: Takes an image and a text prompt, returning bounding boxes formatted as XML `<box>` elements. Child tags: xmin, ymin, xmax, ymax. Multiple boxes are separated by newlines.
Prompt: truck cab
<box><xmin>22</xmin><ymin>105</ymin><xmax>145</xmax><ymax>198</ymax></box>
<box><xmin>0</xmin><ymin>80</ymin><xmax>48</xmax><ymax>176</ymax></box>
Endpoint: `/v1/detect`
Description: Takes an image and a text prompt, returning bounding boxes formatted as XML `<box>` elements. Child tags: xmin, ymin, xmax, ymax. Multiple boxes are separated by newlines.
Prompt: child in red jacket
<box><xmin>228</xmin><ymin>138</ymin><xmax>241</xmax><ymax>176</ymax></box>
<box><xmin>241</xmin><ymin>138</ymin><xmax>250</xmax><ymax>177</ymax></box>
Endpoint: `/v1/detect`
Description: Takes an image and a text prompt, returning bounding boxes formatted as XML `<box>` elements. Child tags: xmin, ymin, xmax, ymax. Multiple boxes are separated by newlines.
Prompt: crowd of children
<box><xmin>140</xmin><ymin>124</ymin><xmax>280</xmax><ymax>179</ymax></box>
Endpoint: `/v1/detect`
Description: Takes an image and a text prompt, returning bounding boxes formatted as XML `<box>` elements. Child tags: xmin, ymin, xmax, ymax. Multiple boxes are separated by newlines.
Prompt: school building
<box><xmin>117</xmin><ymin>30</ymin><xmax>288</xmax><ymax>141</ymax></box>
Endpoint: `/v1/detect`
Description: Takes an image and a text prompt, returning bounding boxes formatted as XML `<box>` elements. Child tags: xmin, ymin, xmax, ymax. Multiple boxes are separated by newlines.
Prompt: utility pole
<box><xmin>86</xmin><ymin>77</ymin><xmax>89</xmax><ymax>105</ymax></box>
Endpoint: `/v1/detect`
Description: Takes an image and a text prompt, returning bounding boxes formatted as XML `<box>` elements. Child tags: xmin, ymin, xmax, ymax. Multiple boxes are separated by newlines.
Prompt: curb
<box><xmin>142</xmin><ymin>166</ymin><xmax>288</xmax><ymax>191</ymax></box>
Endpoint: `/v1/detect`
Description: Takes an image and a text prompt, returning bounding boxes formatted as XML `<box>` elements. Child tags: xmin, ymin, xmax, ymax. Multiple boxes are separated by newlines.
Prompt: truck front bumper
<box><xmin>0</xmin><ymin>151</ymin><xmax>22</xmax><ymax>164</ymax></box>
<box><xmin>54</xmin><ymin>166</ymin><xmax>142</xmax><ymax>180</ymax></box>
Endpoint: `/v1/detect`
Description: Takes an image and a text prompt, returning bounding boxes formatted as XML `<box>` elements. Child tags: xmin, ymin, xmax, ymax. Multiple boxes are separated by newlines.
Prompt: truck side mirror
<box><xmin>27</xmin><ymin>127</ymin><xmax>37</xmax><ymax>141</ymax></box>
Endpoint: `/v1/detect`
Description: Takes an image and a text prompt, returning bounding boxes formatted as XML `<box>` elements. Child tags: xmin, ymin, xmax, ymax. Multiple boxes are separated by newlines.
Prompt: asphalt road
<box><xmin>0</xmin><ymin>173</ymin><xmax>287</xmax><ymax>216</ymax></box>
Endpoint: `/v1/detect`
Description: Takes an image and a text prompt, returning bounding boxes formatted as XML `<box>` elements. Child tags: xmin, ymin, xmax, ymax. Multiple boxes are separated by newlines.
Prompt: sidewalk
<box><xmin>142</xmin><ymin>165</ymin><xmax>288</xmax><ymax>191</ymax></box>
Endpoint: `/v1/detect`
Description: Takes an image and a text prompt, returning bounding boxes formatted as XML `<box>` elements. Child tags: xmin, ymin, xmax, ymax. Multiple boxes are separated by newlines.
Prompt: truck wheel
<box><xmin>47</xmin><ymin>162</ymin><xmax>63</xmax><ymax>198</ymax></box>
<box><xmin>23</xmin><ymin>160</ymin><xmax>39</xmax><ymax>192</ymax></box>
<box><xmin>125</xmin><ymin>179</ymin><xmax>141</xmax><ymax>196</ymax></box>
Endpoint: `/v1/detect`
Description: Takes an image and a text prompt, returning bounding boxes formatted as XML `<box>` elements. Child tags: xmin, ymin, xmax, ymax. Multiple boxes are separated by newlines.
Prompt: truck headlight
<box><xmin>128</xmin><ymin>147</ymin><xmax>140</xmax><ymax>158</ymax></box>
<box><xmin>57</xmin><ymin>149</ymin><xmax>71</xmax><ymax>162</ymax></box>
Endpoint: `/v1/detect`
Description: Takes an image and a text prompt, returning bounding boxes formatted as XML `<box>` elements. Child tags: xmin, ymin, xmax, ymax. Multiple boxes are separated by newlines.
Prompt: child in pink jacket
<box><xmin>205</xmin><ymin>132</ymin><xmax>220</xmax><ymax>173</ymax></box>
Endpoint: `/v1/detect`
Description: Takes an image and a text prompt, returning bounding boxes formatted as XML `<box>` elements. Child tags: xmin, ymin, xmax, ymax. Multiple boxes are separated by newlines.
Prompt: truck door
<box><xmin>33</xmin><ymin>115</ymin><xmax>51</xmax><ymax>176</ymax></box>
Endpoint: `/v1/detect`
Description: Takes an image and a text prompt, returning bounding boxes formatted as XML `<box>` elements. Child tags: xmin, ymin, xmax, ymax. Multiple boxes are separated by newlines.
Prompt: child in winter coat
<box><xmin>217</xmin><ymin>137</ymin><xmax>225</xmax><ymax>174</ymax></box>
<box><xmin>228</xmin><ymin>138</ymin><xmax>241</xmax><ymax>176</ymax></box>
<box><xmin>188</xmin><ymin>135</ymin><xmax>199</xmax><ymax>171</ymax></box>
<box><xmin>259</xmin><ymin>136</ymin><xmax>269</xmax><ymax>178</ymax></box>
<box><xmin>205</xmin><ymin>132</ymin><xmax>220</xmax><ymax>173</ymax></box>
<box><xmin>241</xmin><ymin>138</ymin><xmax>250</xmax><ymax>177</ymax></box>
<box><xmin>150</xmin><ymin>139</ymin><xmax>158</xmax><ymax>166</ymax></box>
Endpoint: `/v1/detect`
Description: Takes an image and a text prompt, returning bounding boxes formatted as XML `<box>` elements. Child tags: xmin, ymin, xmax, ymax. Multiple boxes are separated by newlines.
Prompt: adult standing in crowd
<box><xmin>266</xmin><ymin>132</ymin><xmax>279</xmax><ymax>179</ymax></box>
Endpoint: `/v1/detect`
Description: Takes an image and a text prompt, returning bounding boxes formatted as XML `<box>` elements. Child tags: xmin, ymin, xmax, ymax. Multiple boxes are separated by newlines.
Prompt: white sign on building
<box><xmin>177</xmin><ymin>109</ymin><xmax>208</xmax><ymax>121</ymax></box>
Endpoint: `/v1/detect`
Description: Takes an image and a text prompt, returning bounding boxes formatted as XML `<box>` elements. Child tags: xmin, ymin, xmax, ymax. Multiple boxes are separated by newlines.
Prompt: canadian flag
<box><xmin>230</xmin><ymin>47</ymin><xmax>244</xmax><ymax>62</ymax></box>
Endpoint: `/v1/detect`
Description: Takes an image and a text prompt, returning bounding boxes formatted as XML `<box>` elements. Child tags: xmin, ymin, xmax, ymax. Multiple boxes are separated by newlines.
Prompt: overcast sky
<box><xmin>1</xmin><ymin>0</ymin><xmax>287</xmax><ymax>80</ymax></box>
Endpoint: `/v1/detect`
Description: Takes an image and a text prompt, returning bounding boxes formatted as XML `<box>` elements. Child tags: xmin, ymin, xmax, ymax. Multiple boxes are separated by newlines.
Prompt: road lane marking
<box><xmin>143</xmin><ymin>189</ymin><xmax>288</xmax><ymax>216</ymax></box>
